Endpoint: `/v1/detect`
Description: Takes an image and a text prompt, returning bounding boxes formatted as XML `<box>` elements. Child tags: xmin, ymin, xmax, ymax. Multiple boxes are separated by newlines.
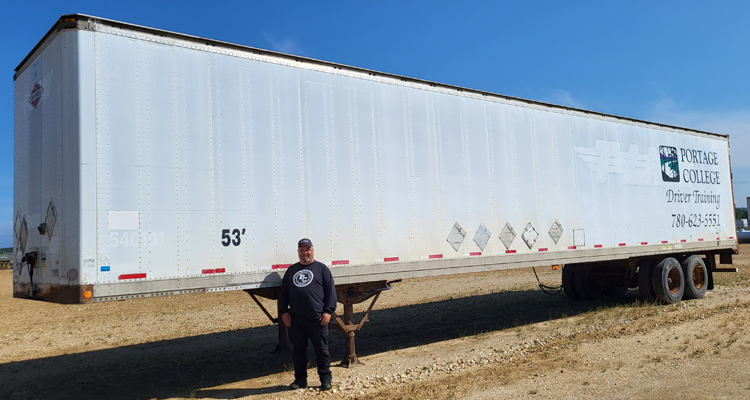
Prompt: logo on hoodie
<box><xmin>293</xmin><ymin>269</ymin><xmax>314</xmax><ymax>288</ymax></box>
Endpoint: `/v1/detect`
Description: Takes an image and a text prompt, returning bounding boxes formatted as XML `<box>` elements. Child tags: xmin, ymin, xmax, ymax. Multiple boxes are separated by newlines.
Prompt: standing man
<box><xmin>279</xmin><ymin>238</ymin><xmax>337</xmax><ymax>391</ymax></box>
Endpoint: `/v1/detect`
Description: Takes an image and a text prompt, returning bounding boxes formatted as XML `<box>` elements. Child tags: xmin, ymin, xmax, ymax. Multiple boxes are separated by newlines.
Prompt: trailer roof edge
<box><xmin>15</xmin><ymin>13</ymin><xmax>728</xmax><ymax>140</ymax></box>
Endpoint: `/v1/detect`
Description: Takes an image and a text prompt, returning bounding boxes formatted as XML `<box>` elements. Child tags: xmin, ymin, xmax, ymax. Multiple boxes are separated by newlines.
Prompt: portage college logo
<box><xmin>293</xmin><ymin>269</ymin><xmax>314</xmax><ymax>288</ymax></box>
<box><xmin>659</xmin><ymin>146</ymin><xmax>679</xmax><ymax>182</ymax></box>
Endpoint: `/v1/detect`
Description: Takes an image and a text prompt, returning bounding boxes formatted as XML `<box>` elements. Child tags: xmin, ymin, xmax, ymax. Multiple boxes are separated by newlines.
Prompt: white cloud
<box><xmin>644</xmin><ymin>98</ymin><xmax>750</xmax><ymax>168</ymax></box>
<box><xmin>541</xmin><ymin>90</ymin><xmax>587</xmax><ymax>109</ymax></box>
<box><xmin>263</xmin><ymin>33</ymin><xmax>302</xmax><ymax>55</ymax></box>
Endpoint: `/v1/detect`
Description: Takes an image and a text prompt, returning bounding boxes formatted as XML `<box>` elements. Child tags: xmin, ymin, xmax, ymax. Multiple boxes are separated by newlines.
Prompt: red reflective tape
<box><xmin>618</xmin><ymin>243</ymin><xmax>626</xmax><ymax>247</ymax></box>
<box><xmin>538</xmin><ymin>248</ymin><xmax>548</xmax><ymax>252</ymax></box>
<box><xmin>118</xmin><ymin>273</ymin><xmax>146</xmax><ymax>280</ymax></box>
<box><xmin>272</xmin><ymin>264</ymin><xmax>292</xmax><ymax>270</ymax></box>
<box><xmin>640</xmin><ymin>242</ymin><xmax>648</xmax><ymax>245</ymax></box>
<box><xmin>594</xmin><ymin>244</ymin><xmax>603</xmax><ymax>248</ymax></box>
<box><xmin>729</xmin><ymin>237</ymin><xmax>735</xmax><ymax>240</ymax></box>
<box><xmin>202</xmin><ymin>269</ymin><xmax>215</xmax><ymax>274</ymax></box>
<box><xmin>469</xmin><ymin>252</ymin><xmax>482</xmax><ymax>256</ymax></box>
<box><xmin>680</xmin><ymin>239</ymin><xmax>687</xmax><ymax>242</ymax></box>
<box><xmin>429</xmin><ymin>254</ymin><xmax>443</xmax><ymax>259</ymax></box>
<box><xmin>505</xmin><ymin>250</ymin><xmax>516</xmax><ymax>254</ymax></box>
<box><xmin>698</xmin><ymin>238</ymin><xmax>704</xmax><ymax>242</ymax></box>
<box><xmin>332</xmin><ymin>260</ymin><xmax>349</xmax><ymax>265</ymax></box>
<box><xmin>215</xmin><ymin>268</ymin><xmax>226</xmax><ymax>273</ymax></box>
<box><xmin>567</xmin><ymin>246</ymin><xmax>576</xmax><ymax>250</ymax></box>
<box><xmin>384</xmin><ymin>257</ymin><xmax>399</xmax><ymax>262</ymax></box>
<box><xmin>661</xmin><ymin>240</ymin><xmax>668</xmax><ymax>244</ymax></box>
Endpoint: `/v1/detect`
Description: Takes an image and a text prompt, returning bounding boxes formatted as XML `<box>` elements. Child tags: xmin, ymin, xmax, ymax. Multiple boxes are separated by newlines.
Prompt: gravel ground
<box><xmin>1</xmin><ymin>245</ymin><xmax>749</xmax><ymax>399</ymax></box>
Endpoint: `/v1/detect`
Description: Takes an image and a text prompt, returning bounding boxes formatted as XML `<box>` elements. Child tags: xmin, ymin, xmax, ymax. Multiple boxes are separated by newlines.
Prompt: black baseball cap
<box><xmin>298</xmin><ymin>238</ymin><xmax>313</xmax><ymax>248</ymax></box>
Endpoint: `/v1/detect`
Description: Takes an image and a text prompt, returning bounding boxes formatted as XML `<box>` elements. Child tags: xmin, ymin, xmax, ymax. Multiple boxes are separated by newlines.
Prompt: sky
<box><xmin>2</xmin><ymin>0</ymin><xmax>749</xmax><ymax>247</ymax></box>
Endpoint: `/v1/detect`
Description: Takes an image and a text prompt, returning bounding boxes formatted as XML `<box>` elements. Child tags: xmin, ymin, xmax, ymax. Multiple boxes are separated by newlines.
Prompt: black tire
<box><xmin>638</xmin><ymin>259</ymin><xmax>656</xmax><ymax>301</ymax></box>
<box><xmin>562</xmin><ymin>265</ymin><xmax>581</xmax><ymax>300</ymax></box>
<box><xmin>574</xmin><ymin>267</ymin><xmax>603</xmax><ymax>301</ymax></box>
<box><xmin>652</xmin><ymin>257</ymin><xmax>684</xmax><ymax>304</ymax></box>
<box><xmin>682</xmin><ymin>255</ymin><xmax>708</xmax><ymax>299</ymax></box>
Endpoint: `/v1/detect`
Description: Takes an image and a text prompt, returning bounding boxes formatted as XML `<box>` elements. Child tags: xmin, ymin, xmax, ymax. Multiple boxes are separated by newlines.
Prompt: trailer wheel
<box><xmin>681</xmin><ymin>255</ymin><xmax>708</xmax><ymax>299</ymax></box>
<box><xmin>638</xmin><ymin>259</ymin><xmax>656</xmax><ymax>301</ymax></box>
<box><xmin>574</xmin><ymin>268</ymin><xmax>603</xmax><ymax>301</ymax></box>
<box><xmin>652</xmin><ymin>257</ymin><xmax>684</xmax><ymax>304</ymax></box>
<box><xmin>562</xmin><ymin>265</ymin><xmax>581</xmax><ymax>300</ymax></box>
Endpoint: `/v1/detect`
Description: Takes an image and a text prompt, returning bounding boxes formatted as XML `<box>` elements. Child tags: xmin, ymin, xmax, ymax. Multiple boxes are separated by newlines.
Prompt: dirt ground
<box><xmin>1</xmin><ymin>246</ymin><xmax>750</xmax><ymax>400</ymax></box>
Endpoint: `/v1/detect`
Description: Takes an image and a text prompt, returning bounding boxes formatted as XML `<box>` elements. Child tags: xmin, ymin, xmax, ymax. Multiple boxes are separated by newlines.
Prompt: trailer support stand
<box><xmin>246</xmin><ymin>289</ymin><xmax>288</xmax><ymax>352</ymax></box>
<box><xmin>331</xmin><ymin>291</ymin><xmax>380</xmax><ymax>367</ymax></box>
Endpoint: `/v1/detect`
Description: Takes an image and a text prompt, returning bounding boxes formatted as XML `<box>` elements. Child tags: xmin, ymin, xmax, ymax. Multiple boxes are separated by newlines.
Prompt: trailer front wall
<box><xmin>13</xmin><ymin>30</ymin><xmax>85</xmax><ymax>301</ymax></box>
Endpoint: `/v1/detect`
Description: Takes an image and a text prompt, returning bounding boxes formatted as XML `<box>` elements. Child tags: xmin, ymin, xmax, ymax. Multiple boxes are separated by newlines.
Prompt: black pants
<box><xmin>289</xmin><ymin>314</ymin><xmax>331</xmax><ymax>385</ymax></box>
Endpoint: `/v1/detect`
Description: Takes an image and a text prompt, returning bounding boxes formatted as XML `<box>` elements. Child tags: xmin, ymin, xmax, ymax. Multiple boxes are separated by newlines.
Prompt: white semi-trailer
<box><xmin>14</xmin><ymin>14</ymin><xmax>738</xmax><ymax>362</ymax></box>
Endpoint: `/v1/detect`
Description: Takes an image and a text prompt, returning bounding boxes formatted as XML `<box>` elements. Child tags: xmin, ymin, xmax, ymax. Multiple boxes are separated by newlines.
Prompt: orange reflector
<box><xmin>63</xmin><ymin>18</ymin><xmax>76</xmax><ymax>22</ymax></box>
<box><xmin>83</xmin><ymin>290</ymin><xmax>92</xmax><ymax>299</ymax></box>
<box><xmin>552</xmin><ymin>265</ymin><xmax>559</xmax><ymax>270</ymax></box>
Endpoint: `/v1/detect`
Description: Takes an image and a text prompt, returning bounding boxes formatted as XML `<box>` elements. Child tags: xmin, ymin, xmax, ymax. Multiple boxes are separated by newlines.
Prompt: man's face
<box><xmin>298</xmin><ymin>245</ymin><xmax>314</xmax><ymax>265</ymax></box>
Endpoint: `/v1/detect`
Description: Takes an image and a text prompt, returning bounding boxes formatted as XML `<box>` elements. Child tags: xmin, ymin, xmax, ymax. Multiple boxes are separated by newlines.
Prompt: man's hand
<box><xmin>281</xmin><ymin>313</ymin><xmax>291</xmax><ymax>327</ymax></box>
<box><xmin>320</xmin><ymin>312</ymin><xmax>331</xmax><ymax>326</ymax></box>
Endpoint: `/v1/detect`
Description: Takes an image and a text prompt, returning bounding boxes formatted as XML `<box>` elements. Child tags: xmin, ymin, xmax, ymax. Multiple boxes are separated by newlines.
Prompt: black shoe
<box><xmin>289</xmin><ymin>381</ymin><xmax>307</xmax><ymax>390</ymax></box>
<box><xmin>321</xmin><ymin>382</ymin><xmax>332</xmax><ymax>391</ymax></box>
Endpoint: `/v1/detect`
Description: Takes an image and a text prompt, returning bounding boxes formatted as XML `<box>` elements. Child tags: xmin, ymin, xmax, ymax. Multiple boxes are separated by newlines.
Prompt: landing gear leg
<box><xmin>246</xmin><ymin>288</ymin><xmax>288</xmax><ymax>352</ymax></box>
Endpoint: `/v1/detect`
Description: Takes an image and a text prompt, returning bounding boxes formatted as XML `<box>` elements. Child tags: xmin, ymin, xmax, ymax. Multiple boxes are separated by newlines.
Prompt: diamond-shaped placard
<box><xmin>499</xmin><ymin>222</ymin><xmax>516</xmax><ymax>249</ymax></box>
<box><xmin>473</xmin><ymin>223</ymin><xmax>492</xmax><ymax>251</ymax></box>
<box><xmin>14</xmin><ymin>210</ymin><xmax>21</xmax><ymax>240</ymax></box>
<box><xmin>18</xmin><ymin>217</ymin><xmax>28</xmax><ymax>256</ymax></box>
<box><xmin>446</xmin><ymin>222</ymin><xmax>467</xmax><ymax>252</ymax></box>
<box><xmin>548</xmin><ymin>219</ymin><xmax>563</xmax><ymax>244</ymax></box>
<box><xmin>29</xmin><ymin>82</ymin><xmax>44</xmax><ymax>108</ymax></box>
<box><xmin>522</xmin><ymin>222</ymin><xmax>538</xmax><ymax>249</ymax></box>
<box><xmin>45</xmin><ymin>200</ymin><xmax>57</xmax><ymax>239</ymax></box>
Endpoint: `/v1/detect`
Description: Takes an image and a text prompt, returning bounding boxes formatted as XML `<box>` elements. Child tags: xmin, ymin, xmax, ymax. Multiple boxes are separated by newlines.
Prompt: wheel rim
<box><xmin>693</xmin><ymin>266</ymin><xmax>705</xmax><ymax>290</ymax></box>
<box><xmin>667</xmin><ymin>267</ymin><xmax>681</xmax><ymax>295</ymax></box>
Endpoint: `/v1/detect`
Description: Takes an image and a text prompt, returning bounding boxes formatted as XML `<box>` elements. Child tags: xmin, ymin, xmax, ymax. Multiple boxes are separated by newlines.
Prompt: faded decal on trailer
<box><xmin>574</xmin><ymin>140</ymin><xmax>659</xmax><ymax>185</ymax></box>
